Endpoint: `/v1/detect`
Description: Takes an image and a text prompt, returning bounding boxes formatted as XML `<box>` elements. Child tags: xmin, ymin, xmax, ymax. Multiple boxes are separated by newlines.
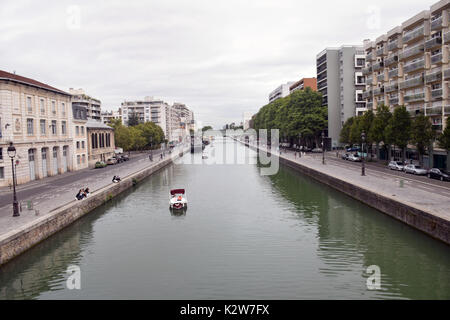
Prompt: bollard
<box><xmin>27</xmin><ymin>200</ymin><xmax>33</xmax><ymax>210</ymax></box>
<box><xmin>399</xmin><ymin>179</ymin><xmax>404</xmax><ymax>188</ymax></box>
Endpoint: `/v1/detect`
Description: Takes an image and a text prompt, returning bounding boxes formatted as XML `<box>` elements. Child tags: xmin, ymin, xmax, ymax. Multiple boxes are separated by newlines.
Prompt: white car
<box><xmin>348</xmin><ymin>154</ymin><xmax>361</xmax><ymax>162</ymax></box>
<box><xmin>404</xmin><ymin>164</ymin><xmax>428</xmax><ymax>175</ymax></box>
<box><xmin>388</xmin><ymin>161</ymin><xmax>404</xmax><ymax>171</ymax></box>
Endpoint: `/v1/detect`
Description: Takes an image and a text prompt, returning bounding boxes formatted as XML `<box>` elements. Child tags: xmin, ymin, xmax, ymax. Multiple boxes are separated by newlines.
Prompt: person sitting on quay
<box><xmin>112</xmin><ymin>175</ymin><xmax>121</xmax><ymax>183</ymax></box>
<box><xmin>75</xmin><ymin>189</ymin><xmax>85</xmax><ymax>200</ymax></box>
<box><xmin>84</xmin><ymin>188</ymin><xmax>90</xmax><ymax>198</ymax></box>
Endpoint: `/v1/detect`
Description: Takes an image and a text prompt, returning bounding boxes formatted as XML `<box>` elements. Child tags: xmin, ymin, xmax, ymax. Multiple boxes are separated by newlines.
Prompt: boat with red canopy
<box><xmin>169</xmin><ymin>189</ymin><xmax>187</xmax><ymax>209</ymax></box>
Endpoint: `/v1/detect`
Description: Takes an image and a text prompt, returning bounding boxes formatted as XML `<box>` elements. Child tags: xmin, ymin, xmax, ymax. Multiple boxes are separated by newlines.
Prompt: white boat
<box><xmin>169</xmin><ymin>189</ymin><xmax>188</xmax><ymax>210</ymax></box>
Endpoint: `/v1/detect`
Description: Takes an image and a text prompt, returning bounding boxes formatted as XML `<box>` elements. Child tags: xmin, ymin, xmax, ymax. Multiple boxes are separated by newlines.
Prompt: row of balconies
<box><xmin>425</xmin><ymin>36</ymin><xmax>442</xmax><ymax>51</ymax></box>
<box><xmin>403</xmin><ymin>58</ymin><xmax>425</xmax><ymax>74</ymax></box>
<box><xmin>387</xmin><ymin>39</ymin><xmax>401</xmax><ymax>52</ymax></box>
<box><xmin>385</xmin><ymin>54</ymin><xmax>398</xmax><ymax>67</ymax></box>
<box><xmin>385</xmin><ymin>83</ymin><xmax>398</xmax><ymax>93</ymax></box>
<box><xmin>431</xmin><ymin>15</ymin><xmax>448</xmax><ymax>31</ymax></box>
<box><xmin>373</xmin><ymin>60</ymin><xmax>384</xmax><ymax>71</ymax></box>
<box><xmin>399</xmin><ymin>75</ymin><xmax>424</xmax><ymax>90</ymax></box>
<box><xmin>399</xmin><ymin>43</ymin><xmax>424</xmax><ymax>60</ymax></box>
<box><xmin>425</xmin><ymin>70</ymin><xmax>442</xmax><ymax>83</ymax></box>
<box><xmin>402</xmin><ymin>25</ymin><xmax>427</xmax><ymax>44</ymax></box>
<box><xmin>404</xmin><ymin>91</ymin><xmax>425</xmax><ymax>103</ymax></box>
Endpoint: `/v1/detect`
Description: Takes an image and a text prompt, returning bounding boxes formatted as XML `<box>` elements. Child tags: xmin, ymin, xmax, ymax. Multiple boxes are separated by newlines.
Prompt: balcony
<box><xmin>362</xmin><ymin>90</ymin><xmax>372</xmax><ymax>99</ymax></box>
<box><xmin>425</xmin><ymin>106</ymin><xmax>443</xmax><ymax>116</ymax></box>
<box><xmin>373</xmin><ymin>87</ymin><xmax>384</xmax><ymax>96</ymax></box>
<box><xmin>385</xmin><ymin>83</ymin><xmax>399</xmax><ymax>93</ymax></box>
<box><xmin>367</xmin><ymin>52</ymin><xmax>374</xmax><ymax>61</ymax></box>
<box><xmin>409</xmin><ymin>108</ymin><xmax>422</xmax><ymax>116</ymax></box>
<box><xmin>403</xmin><ymin>59</ymin><xmax>425</xmax><ymax>74</ymax></box>
<box><xmin>431</xmin><ymin>88</ymin><xmax>443</xmax><ymax>100</ymax></box>
<box><xmin>431</xmin><ymin>16</ymin><xmax>443</xmax><ymax>31</ymax></box>
<box><xmin>376</xmin><ymin>47</ymin><xmax>386</xmax><ymax>56</ymax></box>
<box><xmin>388</xmin><ymin>68</ymin><xmax>400</xmax><ymax>78</ymax></box>
<box><xmin>384</xmin><ymin>54</ymin><xmax>398</xmax><ymax>67</ymax></box>
<box><xmin>366</xmin><ymin>77</ymin><xmax>374</xmax><ymax>85</ymax></box>
<box><xmin>402</xmin><ymin>26</ymin><xmax>425</xmax><ymax>44</ymax></box>
<box><xmin>373</xmin><ymin>61</ymin><xmax>384</xmax><ymax>71</ymax></box>
<box><xmin>425</xmin><ymin>37</ymin><xmax>442</xmax><ymax>51</ymax></box>
<box><xmin>367</xmin><ymin>101</ymin><xmax>374</xmax><ymax>109</ymax></box>
<box><xmin>362</xmin><ymin>66</ymin><xmax>372</xmax><ymax>75</ymax></box>
<box><xmin>444</xmin><ymin>68</ymin><xmax>450</xmax><ymax>80</ymax></box>
<box><xmin>387</xmin><ymin>39</ymin><xmax>400</xmax><ymax>52</ymax></box>
<box><xmin>377</xmin><ymin>73</ymin><xmax>385</xmax><ymax>82</ymax></box>
<box><xmin>399</xmin><ymin>75</ymin><xmax>424</xmax><ymax>89</ymax></box>
<box><xmin>399</xmin><ymin>43</ymin><xmax>424</xmax><ymax>60</ymax></box>
<box><xmin>404</xmin><ymin>92</ymin><xmax>425</xmax><ymax>103</ymax></box>
<box><xmin>445</xmin><ymin>105</ymin><xmax>450</xmax><ymax>115</ymax></box>
<box><xmin>425</xmin><ymin>70</ymin><xmax>442</xmax><ymax>83</ymax></box>
<box><xmin>389</xmin><ymin>96</ymin><xmax>399</xmax><ymax>105</ymax></box>
<box><xmin>431</xmin><ymin>52</ymin><xmax>443</xmax><ymax>65</ymax></box>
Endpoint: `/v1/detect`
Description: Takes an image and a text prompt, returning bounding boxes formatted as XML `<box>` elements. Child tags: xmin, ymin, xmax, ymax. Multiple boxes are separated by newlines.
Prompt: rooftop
<box><xmin>0</xmin><ymin>69</ymin><xmax>69</xmax><ymax>96</ymax></box>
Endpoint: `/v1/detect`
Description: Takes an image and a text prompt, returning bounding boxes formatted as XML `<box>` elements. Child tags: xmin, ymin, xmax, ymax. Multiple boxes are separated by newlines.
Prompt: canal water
<box><xmin>1</xmin><ymin>138</ymin><xmax>450</xmax><ymax>299</ymax></box>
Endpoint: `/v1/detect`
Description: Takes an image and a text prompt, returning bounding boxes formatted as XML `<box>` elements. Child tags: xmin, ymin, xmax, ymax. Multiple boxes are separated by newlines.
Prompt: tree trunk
<box><xmin>375</xmin><ymin>143</ymin><xmax>380</xmax><ymax>161</ymax></box>
<box><xmin>402</xmin><ymin>148</ymin><xmax>406</xmax><ymax>163</ymax></box>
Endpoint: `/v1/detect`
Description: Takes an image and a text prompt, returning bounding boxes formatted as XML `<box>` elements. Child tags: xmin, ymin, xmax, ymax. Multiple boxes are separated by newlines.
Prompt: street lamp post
<box><xmin>7</xmin><ymin>142</ymin><xmax>20</xmax><ymax>217</ymax></box>
<box><xmin>322</xmin><ymin>131</ymin><xmax>325</xmax><ymax>165</ymax></box>
<box><xmin>361</xmin><ymin>131</ymin><xmax>366</xmax><ymax>176</ymax></box>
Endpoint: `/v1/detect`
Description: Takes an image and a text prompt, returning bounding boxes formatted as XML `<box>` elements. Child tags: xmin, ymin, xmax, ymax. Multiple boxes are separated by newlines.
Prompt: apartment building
<box><xmin>363</xmin><ymin>0</ymin><xmax>450</xmax><ymax>168</ymax></box>
<box><xmin>69</xmin><ymin>88</ymin><xmax>102</xmax><ymax>121</ymax></box>
<box><xmin>289</xmin><ymin>77</ymin><xmax>317</xmax><ymax>94</ymax></box>
<box><xmin>269</xmin><ymin>82</ymin><xmax>295</xmax><ymax>103</ymax></box>
<box><xmin>316</xmin><ymin>46</ymin><xmax>366</xmax><ymax>148</ymax></box>
<box><xmin>172</xmin><ymin>102</ymin><xmax>194</xmax><ymax>141</ymax></box>
<box><xmin>0</xmin><ymin>70</ymin><xmax>73</xmax><ymax>187</ymax></box>
<box><xmin>101</xmin><ymin>109</ymin><xmax>122</xmax><ymax>124</ymax></box>
<box><xmin>121</xmin><ymin>96</ymin><xmax>168</xmax><ymax>137</ymax></box>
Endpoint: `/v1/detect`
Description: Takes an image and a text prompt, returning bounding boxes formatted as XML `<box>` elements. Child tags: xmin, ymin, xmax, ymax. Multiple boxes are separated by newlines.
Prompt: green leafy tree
<box><xmin>202</xmin><ymin>126</ymin><xmax>213</xmax><ymax>132</ymax></box>
<box><xmin>127</xmin><ymin>112</ymin><xmax>140</xmax><ymax>127</ymax></box>
<box><xmin>369</xmin><ymin>104</ymin><xmax>392</xmax><ymax>161</ymax></box>
<box><xmin>387</xmin><ymin>106</ymin><xmax>411</xmax><ymax>162</ymax></box>
<box><xmin>349</xmin><ymin>116</ymin><xmax>362</xmax><ymax>145</ymax></box>
<box><xmin>410</xmin><ymin>114</ymin><xmax>435</xmax><ymax>166</ymax></box>
<box><xmin>437</xmin><ymin>117</ymin><xmax>450</xmax><ymax>170</ymax></box>
<box><xmin>340</xmin><ymin>117</ymin><xmax>354</xmax><ymax>145</ymax></box>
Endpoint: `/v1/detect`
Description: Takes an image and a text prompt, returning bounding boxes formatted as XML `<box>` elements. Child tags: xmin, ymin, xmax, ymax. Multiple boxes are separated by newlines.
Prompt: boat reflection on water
<box><xmin>169</xmin><ymin>207</ymin><xmax>187</xmax><ymax>217</ymax></box>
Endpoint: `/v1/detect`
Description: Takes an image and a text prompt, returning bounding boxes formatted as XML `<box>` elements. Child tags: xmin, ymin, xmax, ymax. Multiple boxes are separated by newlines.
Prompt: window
<box><xmin>52</xmin><ymin>120</ymin><xmax>57</xmax><ymax>135</ymax></box>
<box><xmin>0</xmin><ymin>167</ymin><xmax>4</xmax><ymax>179</ymax></box>
<box><xmin>82</xmin><ymin>154</ymin><xmax>86</xmax><ymax>163</ymax></box>
<box><xmin>0</xmin><ymin>148</ymin><xmax>3</xmax><ymax>160</ymax></box>
<box><xmin>52</xmin><ymin>101</ymin><xmax>56</xmax><ymax>115</ymax></box>
<box><xmin>40</xmin><ymin>99</ymin><xmax>45</xmax><ymax>115</ymax></box>
<box><xmin>77</xmin><ymin>155</ymin><xmax>81</xmax><ymax>164</ymax></box>
<box><xmin>77</xmin><ymin>141</ymin><xmax>80</xmax><ymax>149</ymax></box>
<box><xmin>27</xmin><ymin>97</ymin><xmax>32</xmax><ymax>113</ymax></box>
<box><xmin>81</xmin><ymin>126</ymin><xmax>85</xmax><ymax>135</ymax></box>
<box><xmin>61</xmin><ymin>103</ymin><xmax>66</xmax><ymax>117</ymax></box>
<box><xmin>82</xmin><ymin>141</ymin><xmax>85</xmax><ymax>149</ymax></box>
<box><xmin>92</xmin><ymin>133</ymin><xmax>96</xmax><ymax>149</ymax></box>
<box><xmin>40</xmin><ymin>119</ymin><xmax>46</xmax><ymax>135</ymax></box>
<box><xmin>76</xmin><ymin>126</ymin><xmax>79</xmax><ymax>135</ymax></box>
<box><xmin>62</xmin><ymin>121</ymin><xmax>67</xmax><ymax>135</ymax></box>
<box><xmin>27</xmin><ymin>118</ymin><xmax>34</xmax><ymax>135</ymax></box>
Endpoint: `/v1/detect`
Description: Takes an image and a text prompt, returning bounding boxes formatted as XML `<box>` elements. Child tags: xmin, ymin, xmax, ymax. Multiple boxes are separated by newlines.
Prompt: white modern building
<box><xmin>269</xmin><ymin>82</ymin><xmax>295</xmax><ymax>103</ymax></box>
<box><xmin>101</xmin><ymin>109</ymin><xmax>122</xmax><ymax>124</ymax></box>
<box><xmin>69</xmin><ymin>88</ymin><xmax>102</xmax><ymax>121</ymax></box>
<box><xmin>316</xmin><ymin>45</ymin><xmax>366</xmax><ymax>148</ymax></box>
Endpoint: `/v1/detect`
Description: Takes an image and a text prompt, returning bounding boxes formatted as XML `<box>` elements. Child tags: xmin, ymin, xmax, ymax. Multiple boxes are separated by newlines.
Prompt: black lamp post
<box><xmin>322</xmin><ymin>131</ymin><xmax>325</xmax><ymax>165</ymax></box>
<box><xmin>361</xmin><ymin>131</ymin><xmax>366</xmax><ymax>176</ymax></box>
<box><xmin>7</xmin><ymin>142</ymin><xmax>20</xmax><ymax>217</ymax></box>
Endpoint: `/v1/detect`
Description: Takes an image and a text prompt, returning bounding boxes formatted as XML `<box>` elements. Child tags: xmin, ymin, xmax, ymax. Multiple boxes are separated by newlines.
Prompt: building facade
<box><xmin>289</xmin><ymin>77</ymin><xmax>317</xmax><ymax>94</ymax></box>
<box><xmin>0</xmin><ymin>70</ymin><xmax>73</xmax><ymax>186</ymax></box>
<box><xmin>363</xmin><ymin>0</ymin><xmax>450</xmax><ymax>168</ymax></box>
<box><xmin>269</xmin><ymin>82</ymin><xmax>294</xmax><ymax>103</ymax></box>
<box><xmin>86</xmin><ymin>119</ymin><xmax>115</xmax><ymax>167</ymax></box>
<box><xmin>72</xmin><ymin>103</ymin><xmax>88</xmax><ymax>171</ymax></box>
<box><xmin>69</xmin><ymin>88</ymin><xmax>102</xmax><ymax>121</ymax></box>
<box><xmin>316</xmin><ymin>46</ymin><xmax>366</xmax><ymax>148</ymax></box>
<box><xmin>101</xmin><ymin>109</ymin><xmax>122</xmax><ymax>124</ymax></box>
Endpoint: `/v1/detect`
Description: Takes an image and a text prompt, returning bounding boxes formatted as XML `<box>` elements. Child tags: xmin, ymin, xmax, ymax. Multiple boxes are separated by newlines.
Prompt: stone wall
<box><xmin>0</xmin><ymin>153</ymin><xmax>182</xmax><ymax>266</ymax></box>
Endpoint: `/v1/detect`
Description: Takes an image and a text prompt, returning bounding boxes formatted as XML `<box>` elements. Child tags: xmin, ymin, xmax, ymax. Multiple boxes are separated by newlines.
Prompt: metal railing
<box><xmin>385</xmin><ymin>54</ymin><xmax>398</xmax><ymax>67</ymax></box>
<box><xmin>399</xmin><ymin>75</ymin><xmax>424</xmax><ymax>89</ymax></box>
<box><xmin>402</xmin><ymin>26</ymin><xmax>425</xmax><ymax>43</ymax></box>
<box><xmin>431</xmin><ymin>16</ymin><xmax>443</xmax><ymax>31</ymax></box>
<box><xmin>431</xmin><ymin>52</ymin><xmax>443</xmax><ymax>64</ymax></box>
<box><xmin>403</xmin><ymin>59</ymin><xmax>425</xmax><ymax>73</ymax></box>
<box><xmin>385</xmin><ymin>83</ymin><xmax>398</xmax><ymax>93</ymax></box>
<box><xmin>399</xmin><ymin>43</ymin><xmax>424</xmax><ymax>60</ymax></box>
<box><xmin>425</xmin><ymin>37</ymin><xmax>442</xmax><ymax>50</ymax></box>
<box><xmin>388</xmin><ymin>68</ymin><xmax>399</xmax><ymax>78</ymax></box>
<box><xmin>431</xmin><ymin>88</ymin><xmax>443</xmax><ymax>99</ymax></box>
<box><xmin>387</xmin><ymin>39</ymin><xmax>400</xmax><ymax>52</ymax></box>
<box><xmin>425</xmin><ymin>70</ymin><xmax>442</xmax><ymax>83</ymax></box>
<box><xmin>404</xmin><ymin>92</ymin><xmax>425</xmax><ymax>102</ymax></box>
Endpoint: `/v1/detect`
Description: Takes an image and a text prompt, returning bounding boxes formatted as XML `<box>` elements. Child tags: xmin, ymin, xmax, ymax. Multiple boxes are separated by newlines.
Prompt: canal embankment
<box><xmin>0</xmin><ymin>148</ymin><xmax>188</xmax><ymax>266</ymax></box>
<box><xmin>241</xmin><ymin>140</ymin><xmax>450</xmax><ymax>245</ymax></box>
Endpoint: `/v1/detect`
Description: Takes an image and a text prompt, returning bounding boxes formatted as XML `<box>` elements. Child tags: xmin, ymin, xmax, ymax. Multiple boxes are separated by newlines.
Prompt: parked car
<box><xmin>427</xmin><ymin>168</ymin><xmax>450</xmax><ymax>181</ymax></box>
<box><xmin>404</xmin><ymin>164</ymin><xmax>427</xmax><ymax>175</ymax></box>
<box><xmin>106</xmin><ymin>158</ymin><xmax>118</xmax><ymax>165</ymax></box>
<box><xmin>342</xmin><ymin>153</ymin><xmax>350</xmax><ymax>160</ymax></box>
<box><xmin>113</xmin><ymin>156</ymin><xmax>123</xmax><ymax>163</ymax></box>
<box><xmin>388</xmin><ymin>161</ymin><xmax>404</xmax><ymax>171</ymax></box>
<box><xmin>311</xmin><ymin>148</ymin><xmax>323</xmax><ymax>153</ymax></box>
<box><xmin>95</xmin><ymin>161</ymin><xmax>107</xmax><ymax>168</ymax></box>
<box><xmin>348</xmin><ymin>154</ymin><xmax>361</xmax><ymax>162</ymax></box>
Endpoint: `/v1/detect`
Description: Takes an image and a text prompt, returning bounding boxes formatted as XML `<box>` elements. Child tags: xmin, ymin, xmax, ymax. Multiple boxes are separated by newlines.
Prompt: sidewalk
<box><xmin>0</xmin><ymin>146</ymin><xmax>185</xmax><ymax>237</ymax></box>
<box><xmin>251</xmin><ymin>142</ymin><xmax>450</xmax><ymax>222</ymax></box>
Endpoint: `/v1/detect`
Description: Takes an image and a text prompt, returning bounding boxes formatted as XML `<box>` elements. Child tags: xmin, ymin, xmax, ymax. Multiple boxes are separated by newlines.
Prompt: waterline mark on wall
<box><xmin>66</xmin><ymin>265</ymin><xmax>81</xmax><ymax>290</ymax></box>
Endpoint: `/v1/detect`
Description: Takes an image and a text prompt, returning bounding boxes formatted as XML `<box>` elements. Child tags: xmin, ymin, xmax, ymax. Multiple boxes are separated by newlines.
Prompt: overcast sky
<box><xmin>0</xmin><ymin>0</ymin><xmax>437</xmax><ymax>128</ymax></box>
